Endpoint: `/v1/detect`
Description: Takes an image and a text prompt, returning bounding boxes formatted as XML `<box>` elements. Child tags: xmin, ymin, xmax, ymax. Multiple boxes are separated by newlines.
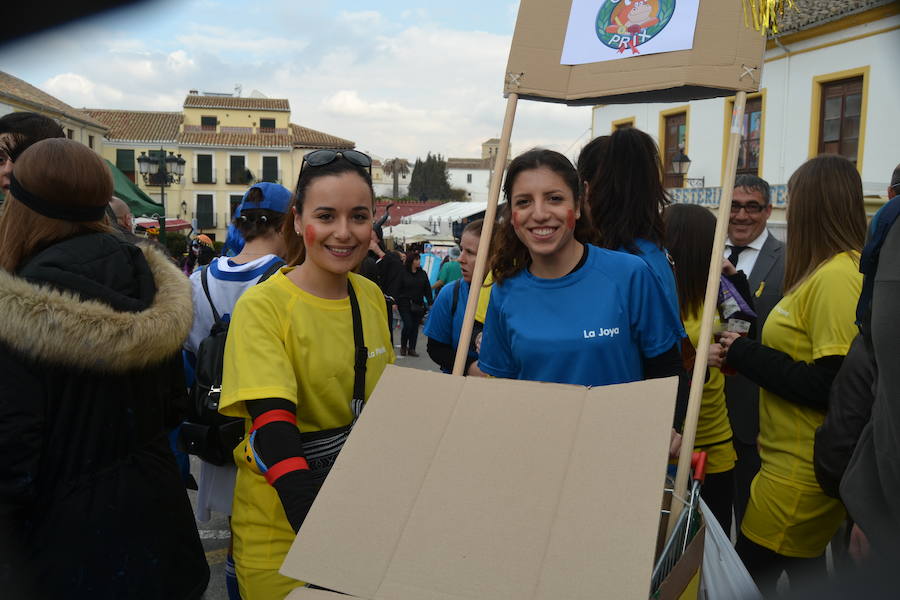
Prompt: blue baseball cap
<box><xmin>235</xmin><ymin>182</ymin><xmax>292</xmax><ymax>217</ymax></box>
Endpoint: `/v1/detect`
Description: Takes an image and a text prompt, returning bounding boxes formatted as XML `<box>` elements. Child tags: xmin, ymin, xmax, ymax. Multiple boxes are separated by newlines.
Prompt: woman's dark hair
<box><xmin>0</xmin><ymin>112</ymin><xmax>66</xmax><ymax>162</ymax></box>
<box><xmin>234</xmin><ymin>188</ymin><xmax>286</xmax><ymax>242</ymax></box>
<box><xmin>490</xmin><ymin>148</ymin><xmax>596</xmax><ymax>284</ymax></box>
<box><xmin>282</xmin><ymin>155</ymin><xmax>375</xmax><ymax>266</ymax></box>
<box><xmin>0</xmin><ymin>138</ymin><xmax>112</xmax><ymax>272</ymax></box>
<box><xmin>663</xmin><ymin>203</ymin><xmax>716</xmax><ymax>319</ymax></box>
<box><xmin>576</xmin><ymin>127</ymin><xmax>669</xmax><ymax>253</ymax></box>
<box><xmin>405</xmin><ymin>251</ymin><xmax>421</xmax><ymax>273</ymax></box>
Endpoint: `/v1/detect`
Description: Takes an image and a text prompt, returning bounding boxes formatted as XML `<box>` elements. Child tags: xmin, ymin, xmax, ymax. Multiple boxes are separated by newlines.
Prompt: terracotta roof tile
<box><xmin>178</xmin><ymin>131</ymin><xmax>293</xmax><ymax>148</ymax></box>
<box><xmin>183</xmin><ymin>95</ymin><xmax>290</xmax><ymax>112</ymax></box>
<box><xmin>447</xmin><ymin>158</ymin><xmax>493</xmax><ymax>170</ymax></box>
<box><xmin>776</xmin><ymin>0</ymin><xmax>894</xmax><ymax>34</ymax></box>
<box><xmin>84</xmin><ymin>109</ymin><xmax>181</xmax><ymax>142</ymax></box>
<box><xmin>0</xmin><ymin>71</ymin><xmax>107</xmax><ymax>129</ymax></box>
<box><xmin>290</xmin><ymin>123</ymin><xmax>355</xmax><ymax>149</ymax></box>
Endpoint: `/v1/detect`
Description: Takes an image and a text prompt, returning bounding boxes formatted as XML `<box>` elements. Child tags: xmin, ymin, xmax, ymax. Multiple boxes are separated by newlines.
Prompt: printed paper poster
<box><xmin>561</xmin><ymin>0</ymin><xmax>700</xmax><ymax>65</ymax></box>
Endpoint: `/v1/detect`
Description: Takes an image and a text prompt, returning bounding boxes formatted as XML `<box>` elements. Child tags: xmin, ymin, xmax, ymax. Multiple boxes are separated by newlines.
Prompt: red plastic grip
<box><xmin>691</xmin><ymin>451</ymin><xmax>708</xmax><ymax>483</ymax></box>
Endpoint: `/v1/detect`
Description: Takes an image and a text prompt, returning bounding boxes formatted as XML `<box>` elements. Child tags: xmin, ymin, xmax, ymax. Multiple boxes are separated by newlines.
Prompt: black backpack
<box><xmin>178</xmin><ymin>259</ymin><xmax>284</xmax><ymax>465</ymax></box>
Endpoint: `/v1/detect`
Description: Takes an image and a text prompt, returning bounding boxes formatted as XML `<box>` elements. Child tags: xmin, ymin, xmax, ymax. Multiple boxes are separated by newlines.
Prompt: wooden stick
<box><xmin>452</xmin><ymin>93</ymin><xmax>519</xmax><ymax>375</ymax></box>
<box><xmin>668</xmin><ymin>91</ymin><xmax>748</xmax><ymax>532</ymax></box>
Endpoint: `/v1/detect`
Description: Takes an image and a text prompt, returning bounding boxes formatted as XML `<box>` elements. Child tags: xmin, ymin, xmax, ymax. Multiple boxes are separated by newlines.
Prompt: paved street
<box><xmin>192</xmin><ymin>327</ymin><xmax>438</xmax><ymax>599</ymax></box>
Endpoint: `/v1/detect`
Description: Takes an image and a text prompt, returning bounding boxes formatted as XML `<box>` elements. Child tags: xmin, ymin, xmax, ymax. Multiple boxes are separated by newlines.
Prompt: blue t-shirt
<box><xmin>478</xmin><ymin>244</ymin><xmax>683</xmax><ymax>387</ymax></box>
<box><xmin>423</xmin><ymin>279</ymin><xmax>473</xmax><ymax>373</ymax></box>
<box><xmin>623</xmin><ymin>238</ymin><xmax>685</xmax><ymax>338</ymax></box>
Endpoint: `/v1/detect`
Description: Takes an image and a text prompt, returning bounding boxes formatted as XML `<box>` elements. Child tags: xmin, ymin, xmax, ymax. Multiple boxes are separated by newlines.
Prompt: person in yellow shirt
<box><xmin>219</xmin><ymin>149</ymin><xmax>394</xmax><ymax>599</ymax></box>
<box><xmin>716</xmin><ymin>155</ymin><xmax>867</xmax><ymax>595</ymax></box>
<box><xmin>665</xmin><ymin>203</ymin><xmax>751</xmax><ymax>535</ymax></box>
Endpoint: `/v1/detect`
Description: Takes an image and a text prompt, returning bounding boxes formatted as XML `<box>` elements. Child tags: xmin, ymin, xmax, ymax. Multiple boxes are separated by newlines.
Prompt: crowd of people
<box><xmin>0</xmin><ymin>111</ymin><xmax>897</xmax><ymax>599</ymax></box>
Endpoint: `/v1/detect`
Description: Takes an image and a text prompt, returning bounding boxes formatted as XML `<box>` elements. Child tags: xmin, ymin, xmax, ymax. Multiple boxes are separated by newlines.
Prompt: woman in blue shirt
<box><xmin>478</xmin><ymin>149</ymin><xmax>685</xmax><ymax>403</ymax></box>
<box><xmin>576</xmin><ymin>127</ymin><xmax>682</xmax><ymax>324</ymax></box>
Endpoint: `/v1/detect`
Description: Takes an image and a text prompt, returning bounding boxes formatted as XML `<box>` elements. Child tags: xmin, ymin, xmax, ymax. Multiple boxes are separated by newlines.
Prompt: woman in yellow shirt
<box><xmin>219</xmin><ymin>149</ymin><xmax>394</xmax><ymax>599</ymax></box>
<box><xmin>665</xmin><ymin>203</ymin><xmax>749</xmax><ymax>535</ymax></box>
<box><xmin>717</xmin><ymin>155</ymin><xmax>866</xmax><ymax>595</ymax></box>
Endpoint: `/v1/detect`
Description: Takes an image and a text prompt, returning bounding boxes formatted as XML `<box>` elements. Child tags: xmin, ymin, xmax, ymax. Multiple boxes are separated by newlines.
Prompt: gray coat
<box><xmin>724</xmin><ymin>232</ymin><xmax>785</xmax><ymax>445</ymax></box>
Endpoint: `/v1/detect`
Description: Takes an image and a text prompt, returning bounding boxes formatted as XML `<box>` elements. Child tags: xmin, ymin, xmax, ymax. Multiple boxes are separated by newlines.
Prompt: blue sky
<box><xmin>1</xmin><ymin>0</ymin><xmax>592</xmax><ymax>161</ymax></box>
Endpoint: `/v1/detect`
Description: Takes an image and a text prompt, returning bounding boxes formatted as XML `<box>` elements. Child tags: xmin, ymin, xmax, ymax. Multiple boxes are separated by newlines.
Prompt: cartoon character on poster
<box><xmin>561</xmin><ymin>0</ymin><xmax>699</xmax><ymax>66</ymax></box>
<box><xmin>599</xmin><ymin>0</ymin><xmax>676</xmax><ymax>55</ymax></box>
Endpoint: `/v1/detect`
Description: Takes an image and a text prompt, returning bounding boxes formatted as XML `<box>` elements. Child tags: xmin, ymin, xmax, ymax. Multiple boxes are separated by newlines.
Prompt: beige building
<box><xmin>0</xmin><ymin>70</ymin><xmax>108</xmax><ymax>154</ymax></box>
<box><xmin>87</xmin><ymin>91</ymin><xmax>354</xmax><ymax>240</ymax></box>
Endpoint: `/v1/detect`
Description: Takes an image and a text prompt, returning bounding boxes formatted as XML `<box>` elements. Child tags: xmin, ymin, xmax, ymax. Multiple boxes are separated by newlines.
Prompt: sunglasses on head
<box><xmin>301</xmin><ymin>149</ymin><xmax>372</xmax><ymax>174</ymax></box>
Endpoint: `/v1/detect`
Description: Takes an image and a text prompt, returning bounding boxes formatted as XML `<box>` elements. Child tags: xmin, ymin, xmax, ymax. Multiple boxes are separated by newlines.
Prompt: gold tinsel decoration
<box><xmin>742</xmin><ymin>0</ymin><xmax>796</xmax><ymax>35</ymax></box>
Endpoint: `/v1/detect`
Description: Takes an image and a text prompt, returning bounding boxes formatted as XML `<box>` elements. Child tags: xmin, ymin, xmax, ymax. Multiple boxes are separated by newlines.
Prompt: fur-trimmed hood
<box><xmin>0</xmin><ymin>238</ymin><xmax>192</xmax><ymax>372</ymax></box>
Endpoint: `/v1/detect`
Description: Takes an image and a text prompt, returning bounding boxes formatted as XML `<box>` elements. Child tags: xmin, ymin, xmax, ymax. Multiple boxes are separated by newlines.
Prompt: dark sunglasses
<box><xmin>730</xmin><ymin>201</ymin><xmax>766</xmax><ymax>215</ymax></box>
<box><xmin>301</xmin><ymin>149</ymin><xmax>372</xmax><ymax>174</ymax></box>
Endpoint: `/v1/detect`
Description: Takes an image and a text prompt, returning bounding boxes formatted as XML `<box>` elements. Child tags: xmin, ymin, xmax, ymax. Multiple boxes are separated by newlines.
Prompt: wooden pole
<box><xmin>668</xmin><ymin>91</ymin><xmax>748</xmax><ymax>532</ymax></box>
<box><xmin>452</xmin><ymin>93</ymin><xmax>519</xmax><ymax>376</ymax></box>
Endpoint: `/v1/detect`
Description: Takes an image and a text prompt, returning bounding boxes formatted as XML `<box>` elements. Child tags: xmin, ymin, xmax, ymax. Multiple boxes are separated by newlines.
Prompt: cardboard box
<box><xmin>505</xmin><ymin>0</ymin><xmax>766</xmax><ymax>104</ymax></box>
<box><xmin>281</xmin><ymin>366</ymin><xmax>678</xmax><ymax>599</ymax></box>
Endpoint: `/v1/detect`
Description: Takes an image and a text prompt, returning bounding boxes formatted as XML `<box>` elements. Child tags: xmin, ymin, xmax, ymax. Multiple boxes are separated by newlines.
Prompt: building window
<box><xmin>116</xmin><ymin>149</ymin><xmax>135</xmax><ymax>183</ymax></box>
<box><xmin>201</xmin><ymin>116</ymin><xmax>217</xmax><ymax>131</ymax></box>
<box><xmin>262</xmin><ymin>156</ymin><xmax>279</xmax><ymax>182</ymax></box>
<box><xmin>88</xmin><ymin>135</ymin><xmax>94</xmax><ymax>149</ymax></box>
<box><xmin>196</xmin><ymin>194</ymin><xmax>215</xmax><ymax>229</ymax></box>
<box><xmin>195</xmin><ymin>154</ymin><xmax>214</xmax><ymax>184</ymax></box>
<box><xmin>737</xmin><ymin>96</ymin><xmax>763</xmax><ymax>176</ymax></box>
<box><xmin>259</xmin><ymin>118</ymin><xmax>276</xmax><ymax>131</ymax></box>
<box><xmin>662</xmin><ymin>111</ymin><xmax>687</xmax><ymax>188</ymax></box>
<box><xmin>66</xmin><ymin>129</ymin><xmax>74</xmax><ymax>139</ymax></box>
<box><xmin>467</xmin><ymin>173</ymin><xmax>473</xmax><ymax>184</ymax></box>
<box><xmin>818</xmin><ymin>76</ymin><xmax>863</xmax><ymax>166</ymax></box>
<box><xmin>229</xmin><ymin>155</ymin><xmax>248</xmax><ymax>185</ymax></box>
<box><xmin>612</xmin><ymin>117</ymin><xmax>635</xmax><ymax>131</ymax></box>
<box><xmin>230</xmin><ymin>195</ymin><xmax>243</xmax><ymax>219</ymax></box>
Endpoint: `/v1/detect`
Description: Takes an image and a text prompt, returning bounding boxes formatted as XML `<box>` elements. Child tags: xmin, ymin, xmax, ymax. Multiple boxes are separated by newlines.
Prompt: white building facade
<box><xmin>588</xmin><ymin>1</ymin><xmax>899</xmax><ymax>215</ymax></box>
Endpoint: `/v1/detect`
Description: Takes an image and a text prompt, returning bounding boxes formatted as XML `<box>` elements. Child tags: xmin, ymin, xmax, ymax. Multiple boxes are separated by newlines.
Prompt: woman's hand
<box><xmin>708</xmin><ymin>343</ymin><xmax>726</xmax><ymax>368</ymax></box>
<box><xmin>722</xmin><ymin>258</ymin><xmax>737</xmax><ymax>276</ymax></box>
<box><xmin>669</xmin><ymin>428</ymin><xmax>682</xmax><ymax>459</ymax></box>
<box><xmin>849</xmin><ymin>523</ymin><xmax>871</xmax><ymax>564</ymax></box>
<box><xmin>716</xmin><ymin>331</ymin><xmax>742</xmax><ymax>362</ymax></box>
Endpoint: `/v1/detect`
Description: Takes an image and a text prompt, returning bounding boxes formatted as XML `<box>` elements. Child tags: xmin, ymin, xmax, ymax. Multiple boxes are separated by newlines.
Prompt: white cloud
<box><xmin>6</xmin><ymin>5</ymin><xmax>591</xmax><ymax>161</ymax></box>
<box><xmin>42</xmin><ymin>73</ymin><xmax>125</xmax><ymax>107</ymax></box>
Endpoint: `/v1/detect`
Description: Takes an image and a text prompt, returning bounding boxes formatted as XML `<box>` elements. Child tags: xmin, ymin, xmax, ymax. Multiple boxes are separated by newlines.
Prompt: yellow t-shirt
<box><xmin>220</xmin><ymin>270</ymin><xmax>394</xmax><ymax>569</ymax></box>
<box><xmin>474</xmin><ymin>271</ymin><xmax>494</xmax><ymax>324</ymax></box>
<box><xmin>683</xmin><ymin>311</ymin><xmax>736</xmax><ymax>475</ymax></box>
<box><xmin>741</xmin><ymin>252</ymin><xmax>861</xmax><ymax>557</ymax></box>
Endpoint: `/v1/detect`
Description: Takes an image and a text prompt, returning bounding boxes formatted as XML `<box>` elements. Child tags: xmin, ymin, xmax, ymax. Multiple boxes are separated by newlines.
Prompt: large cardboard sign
<box><xmin>562</xmin><ymin>0</ymin><xmax>701</xmax><ymax>65</ymax></box>
<box><xmin>282</xmin><ymin>366</ymin><xmax>678</xmax><ymax>600</ymax></box>
<box><xmin>507</xmin><ymin>0</ymin><xmax>766</xmax><ymax>104</ymax></box>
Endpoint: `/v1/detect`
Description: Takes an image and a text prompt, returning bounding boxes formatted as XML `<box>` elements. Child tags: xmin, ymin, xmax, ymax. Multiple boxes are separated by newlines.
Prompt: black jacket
<box><xmin>376</xmin><ymin>252</ymin><xmax>405</xmax><ymax>299</ymax></box>
<box><xmin>398</xmin><ymin>268</ymin><xmax>433</xmax><ymax>306</ymax></box>
<box><xmin>0</xmin><ymin>233</ymin><xmax>209</xmax><ymax>599</ymax></box>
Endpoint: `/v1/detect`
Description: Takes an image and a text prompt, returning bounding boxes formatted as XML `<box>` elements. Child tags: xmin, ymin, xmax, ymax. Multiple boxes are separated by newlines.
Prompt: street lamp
<box><xmin>671</xmin><ymin>147</ymin><xmax>705</xmax><ymax>188</ymax></box>
<box><xmin>137</xmin><ymin>148</ymin><xmax>186</xmax><ymax>244</ymax></box>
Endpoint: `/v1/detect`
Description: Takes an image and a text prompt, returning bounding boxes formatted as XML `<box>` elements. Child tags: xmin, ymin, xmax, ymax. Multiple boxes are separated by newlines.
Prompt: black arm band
<box><xmin>246</xmin><ymin>398</ymin><xmax>320</xmax><ymax>533</ymax></box>
<box><xmin>643</xmin><ymin>344</ymin><xmax>688</xmax><ymax>432</ymax></box>
<box><xmin>726</xmin><ymin>337</ymin><xmax>844</xmax><ymax>410</ymax></box>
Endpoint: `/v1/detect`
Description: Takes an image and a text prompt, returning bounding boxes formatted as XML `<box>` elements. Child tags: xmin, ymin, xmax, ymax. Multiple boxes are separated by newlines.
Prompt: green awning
<box><xmin>104</xmin><ymin>159</ymin><xmax>164</xmax><ymax>217</ymax></box>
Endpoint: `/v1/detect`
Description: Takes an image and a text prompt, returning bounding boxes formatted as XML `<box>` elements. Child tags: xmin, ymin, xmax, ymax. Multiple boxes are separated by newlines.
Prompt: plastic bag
<box><xmin>699</xmin><ymin>499</ymin><xmax>762</xmax><ymax>599</ymax></box>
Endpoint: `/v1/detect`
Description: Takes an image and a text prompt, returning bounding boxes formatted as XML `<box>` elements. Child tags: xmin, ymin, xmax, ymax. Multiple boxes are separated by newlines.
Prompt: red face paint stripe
<box><xmin>304</xmin><ymin>224</ymin><xmax>316</xmax><ymax>244</ymax></box>
<box><xmin>566</xmin><ymin>209</ymin><xmax>576</xmax><ymax>230</ymax></box>
<box><xmin>511</xmin><ymin>211</ymin><xmax>519</xmax><ymax>229</ymax></box>
<box><xmin>264</xmin><ymin>457</ymin><xmax>310</xmax><ymax>485</ymax></box>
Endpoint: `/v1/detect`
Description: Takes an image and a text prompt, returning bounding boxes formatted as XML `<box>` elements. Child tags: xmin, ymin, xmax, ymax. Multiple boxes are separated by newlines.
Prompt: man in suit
<box><xmin>724</xmin><ymin>174</ymin><xmax>785</xmax><ymax>530</ymax></box>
